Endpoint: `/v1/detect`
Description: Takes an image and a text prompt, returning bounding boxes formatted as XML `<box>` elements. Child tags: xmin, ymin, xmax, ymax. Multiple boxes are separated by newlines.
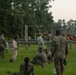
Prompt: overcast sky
<box><xmin>49</xmin><ymin>0</ymin><xmax>76</xmax><ymax>22</ymax></box>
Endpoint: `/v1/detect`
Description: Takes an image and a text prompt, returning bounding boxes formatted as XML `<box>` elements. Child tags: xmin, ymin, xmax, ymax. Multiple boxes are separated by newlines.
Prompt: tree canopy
<box><xmin>0</xmin><ymin>0</ymin><xmax>54</xmax><ymax>38</ymax></box>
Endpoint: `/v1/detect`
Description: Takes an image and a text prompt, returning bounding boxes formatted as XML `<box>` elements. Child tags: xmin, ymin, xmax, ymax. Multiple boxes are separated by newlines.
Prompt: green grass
<box><xmin>0</xmin><ymin>44</ymin><xmax>76</xmax><ymax>75</ymax></box>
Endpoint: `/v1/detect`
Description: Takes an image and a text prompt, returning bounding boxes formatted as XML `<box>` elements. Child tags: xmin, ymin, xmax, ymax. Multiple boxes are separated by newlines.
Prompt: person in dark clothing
<box><xmin>64</xmin><ymin>40</ymin><xmax>68</xmax><ymax>66</ymax></box>
<box><xmin>20</xmin><ymin>57</ymin><xmax>36</xmax><ymax>75</ymax></box>
<box><xmin>51</xmin><ymin>30</ymin><xmax>67</xmax><ymax>75</ymax></box>
<box><xmin>0</xmin><ymin>31</ymin><xmax>6</xmax><ymax>60</ymax></box>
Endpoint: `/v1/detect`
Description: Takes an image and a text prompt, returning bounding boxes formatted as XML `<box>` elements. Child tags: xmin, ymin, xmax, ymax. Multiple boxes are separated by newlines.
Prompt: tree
<box><xmin>67</xmin><ymin>19</ymin><xmax>76</xmax><ymax>34</ymax></box>
<box><xmin>52</xmin><ymin>19</ymin><xmax>62</xmax><ymax>34</ymax></box>
<box><xmin>0</xmin><ymin>0</ymin><xmax>54</xmax><ymax>38</ymax></box>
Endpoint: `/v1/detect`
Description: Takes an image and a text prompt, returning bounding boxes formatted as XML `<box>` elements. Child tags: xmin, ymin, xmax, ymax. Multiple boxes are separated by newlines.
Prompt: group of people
<box><xmin>35</xmin><ymin>30</ymin><xmax>68</xmax><ymax>75</ymax></box>
<box><xmin>0</xmin><ymin>31</ymin><xmax>18</xmax><ymax>63</ymax></box>
<box><xmin>31</xmin><ymin>48</ymin><xmax>52</xmax><ymax>68</ymax></box>
<box><xmin>0</xmin><ymin>31</ymin><xmax>36</xmax><ymax>75</ymax></box>
<box><xmin>0</xmin><ymin>30</ymin><xmax>68</xmax><ymax>75</ymax></box>
<box><xmin>31</xmin><ymin>33</ymin><xmax>53</xmax><ymax>67</ymax></box>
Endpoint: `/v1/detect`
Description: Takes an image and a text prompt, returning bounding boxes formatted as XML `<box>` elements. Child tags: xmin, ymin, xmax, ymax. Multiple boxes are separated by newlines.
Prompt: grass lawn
<box><xmin>0</xmin><ymin>44</ymin><xmax>76</xmax><ymax>75</ymax></box>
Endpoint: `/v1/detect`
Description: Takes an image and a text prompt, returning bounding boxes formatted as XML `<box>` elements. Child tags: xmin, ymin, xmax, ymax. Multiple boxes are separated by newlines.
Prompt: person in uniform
<box><xmin>51</xmin><ymin>30</ymin><xmax>67</xmax><ymax>75</ymax></box>
<box><xmin>20</xmin><ymin>57</ymin><xmax>36</xmax><ymax>75</ymax></box>
<box><xmin>47</xmin><ymin>31</ymin><xmax>53</xmax><ymax>51</ymax></box>
<box><xmin>31</xmin><ymin>48</ymin><xmax>47</xmax><ymax>68</ymax></box>
<box><xmin>47</xmin><ymin>31</ymin><xmax>54</xmax><ymax>62</ymax></box>
<box><xmin>44</xmin><ymin>49</ymin><xmax>52</xmax><ymax>63</ymax></box>
<box><xmin>62</xmin><ymin>34</ymin><xmax>68</xmax><ymax>66</ymax></box>
<box><xmin>0</xmin><ymin>31</ymin><xmax>6</xmax><ymax>60</ymax></box>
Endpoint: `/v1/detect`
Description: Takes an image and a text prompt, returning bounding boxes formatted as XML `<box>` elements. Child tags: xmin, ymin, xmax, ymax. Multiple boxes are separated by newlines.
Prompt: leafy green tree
<box><xmin>52</xmin><ymin>19</ymin><xmax>62</xmax><ymax>34</ymax></box>
<box><xmin>0</xmin><ymin>0</ymin><xmax>54</xmax><ymax>38</ymax></box>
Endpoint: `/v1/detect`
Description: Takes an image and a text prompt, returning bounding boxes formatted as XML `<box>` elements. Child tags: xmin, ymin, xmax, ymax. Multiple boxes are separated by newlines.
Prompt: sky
<box><xmin>49</xmin><ymin>0</ymin><xmax>76</xmax><ymax>22</ymax></box>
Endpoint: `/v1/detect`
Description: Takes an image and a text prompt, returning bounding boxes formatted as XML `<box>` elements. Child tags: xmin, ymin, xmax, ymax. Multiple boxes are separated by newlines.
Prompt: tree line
<box><xmin>0</xmin><ymin>0</ymin><xmax>54</xmax><ymax>39</ymax></box>
<box><xmin>53</xmin><ymin>19</ymin><xmax>76</xmax><ymax>35</ymax></box>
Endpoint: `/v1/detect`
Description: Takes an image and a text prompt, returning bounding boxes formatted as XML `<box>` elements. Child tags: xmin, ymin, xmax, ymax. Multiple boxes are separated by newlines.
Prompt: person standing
<box><xmin>47</xmin><ymin>31</ymin><xmax>54</xmax><ymax>62</ymax></box>
<box><xmin>20</xmin><ymin>57</ymin><xmax>36</xmax><ymax>75</ymax></box>
<box><xmin>0</xmin><ymin>31</ymin><xmax>6</xmax><ymax>60</ymax></box>
<box><xmin>37</xmin><ymin>33</ymin><xmax>45</xmax><ymax>51</ymax></box>
<box><xmin>51</xmin><ymin>30</ymin><xmax>67</xmax><ymax>75</ymax></box>
<box><xmin>47</xmin><ymin>31</ymin><xmax>53</xmax><ymax>51</ymax></box>
<box><xmin>10</xmin><ymin>36</ymin><xmax>18</xmax><ymax>62</ymax></box>
<box><xmin>47</xmin><ymin>31</ymin><xmax>53</xmax><ymax>42</ymax></box>
<box><xmin>62</xmin><ymin>34</ymin><xmax>68</xmax><ymax>66</ymax></box>
<box><xmin>6</xmin><ymin>41</ymin><xmax>9</xmax><ymax>53</ymax></box>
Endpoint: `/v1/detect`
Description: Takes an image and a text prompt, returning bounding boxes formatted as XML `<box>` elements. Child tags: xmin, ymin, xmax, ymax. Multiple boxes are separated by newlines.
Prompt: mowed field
<box><xmin>0</xmin><ymin>43</ymin><xmax>76</xmax><ymax>75</ymax></box>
